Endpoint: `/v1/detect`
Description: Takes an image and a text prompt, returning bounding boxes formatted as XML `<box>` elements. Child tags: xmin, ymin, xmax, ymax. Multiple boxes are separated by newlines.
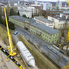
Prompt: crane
<box><xmin>66</xmin><ymin>0</ymin><xmax>69</xmax><ymax>6</ymax></box>
<box><xmin>3</xmin><ymin>8</ymin><xmax>25</xmax><ymax>69</ymax></box>
<box><xmin>65</xmin><ymin>0</ymin><xmax>69</xmax><ymax>43</ymax></box>
<box><xmin>4</xmin><ymin>8</ymin><xmax>16</xmax><ymax>56</ymax></box>
<box><xmin>65</xmin><ymin>28</ymin><xmax>69</xmax><ymax>43</ymax></box>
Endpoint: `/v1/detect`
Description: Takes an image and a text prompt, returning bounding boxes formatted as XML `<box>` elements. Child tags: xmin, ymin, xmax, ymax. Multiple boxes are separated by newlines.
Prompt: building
<box><xmin>9</xmin><ymin>16</ymin><xmax>61</xmax><ymax>44</ymax></box>
<box><xmin>34</xmin><ymin>16</ymin><xmax>54</xmax><ymax>28</ymax></box>
<box><xmin>50</xmin><ymin>10</ymin><xmax>63</xmax><ymax>16</ymax></box>
<box><xmin>40</xmin><ymin>3</ymin><xmax>52</xmax><ymax>11</ymax></box>
<box><xmin>19</xmin><ymin>9</ymin><xmax>32</xmax><ymax>18</ymax></box>
<box><xmin>48</xmin><ymin>16</ymin><xmax>69</xmax><ymax>29</ymax></box>
<box><xmin>31</xmin><ymin>4</ymin><xmax>43</xmax><ymax>15</ymax></box>
<box><xmin>18</xmin><ymin>6</ymin><xmax>37</xmax><ymax>18</ymax></box>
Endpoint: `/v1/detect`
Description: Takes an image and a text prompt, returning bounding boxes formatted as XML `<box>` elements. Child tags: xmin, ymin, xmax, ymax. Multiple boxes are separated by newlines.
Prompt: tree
<box><xmin>60</xmin><ymin>29</ymin><xmax>64</xmax><ymax>37</ymax></box>
<box><xmin>8</xmin><ymin>21</ymin><xmax>15</xmax><ymax>30</ymax></box>
<box><xmin>13</xmin><ymin>6</ymin><xmax>18</xmax><ymax>12</ymax></box>
<box><xmin>60</xmin><ymin>20</ymin><xmax>68</xmax><ymax>37</ymax></box>
<box><xmin>17</xmin><ymin>11</ymin><xmax>20</xmax><ymax>16</ymax></box>
<box><xmin>6</xmin><ymin>5</ymin><xmax>9</xmax><ymax>20</ymax></box>
<box><xmin>46</xmin><ymin>9</ymin><xmax>50</xmax><ymax>17</ymax></box>
<box><xmin>10</xmin><ymin>8</ymin><xmax>17</xmax><ymax>16</ymax></box>
<box><xmin>0</xmin><ymin>5</ymin><xmax>2</xmax><ymax>17</ymax></box>
<box><xmin>0</xmin><ymin>17</ymin><xmax>15</xmax><ymax>30</ymax></box>
<box><xmin>22</xmin><ymin>15</ymin><xmax>27</xmax><ymax>18</ymax></box>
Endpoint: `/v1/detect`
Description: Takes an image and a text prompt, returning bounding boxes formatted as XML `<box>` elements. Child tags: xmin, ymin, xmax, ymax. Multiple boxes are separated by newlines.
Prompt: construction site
<box><xmin>0</xmin><ymin>0</ymin><xmax>69</xmax><ymax>69</ymax></box>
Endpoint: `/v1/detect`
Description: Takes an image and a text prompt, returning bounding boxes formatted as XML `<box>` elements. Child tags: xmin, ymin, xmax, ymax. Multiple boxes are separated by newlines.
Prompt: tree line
<box><xmin>0</xmin><ymin>5</ymin><xmax>20</xmax><ymax>30</ymax></box>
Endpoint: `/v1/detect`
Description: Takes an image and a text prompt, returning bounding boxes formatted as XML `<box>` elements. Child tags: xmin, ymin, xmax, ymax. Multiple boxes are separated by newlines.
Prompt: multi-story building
<box><xmin>40</xmin><ymin>3</ymin><xmax>52</xmax><ymax>11</ymax></box>
<box><xmin>19</xmin><ymin>9</ymin><xmax>32</xmax><ymax>18</ymax></box>
<box><xmin>34</xmin><ymin>17</ymin><xmax>54</xmax><ymax>28</ymax></box>
<box><xmin>48</xmin><ymin>16</ymin><xmax>69</xmax><ymax>29</ymax></box>
<box><xmin>18</xmin><ymin>6</ymin><xmax>34</xmax><ymax>18</ymax></box>
<box><xmin>9</xmin><ymin>16</ymin><xmax>61</xmax><ymax>44</ymax></box>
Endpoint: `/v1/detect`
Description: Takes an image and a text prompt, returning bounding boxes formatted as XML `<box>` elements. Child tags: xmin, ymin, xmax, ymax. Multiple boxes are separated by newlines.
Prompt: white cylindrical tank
<box><xmin>16</xmin><ymin>41</ymin><xmax>35</xmax><ymax>67</ymax></box>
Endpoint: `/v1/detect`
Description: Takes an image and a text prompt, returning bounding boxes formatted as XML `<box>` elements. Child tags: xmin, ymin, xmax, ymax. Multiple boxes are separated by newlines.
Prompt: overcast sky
<box><xmin>37</xmin><ymin>0</ymin><xmax>66</xmax><ymax>2</ymax></box>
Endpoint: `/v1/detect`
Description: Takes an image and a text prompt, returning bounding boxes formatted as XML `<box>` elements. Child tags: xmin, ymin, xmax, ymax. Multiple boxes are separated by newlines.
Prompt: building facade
<box><xmin>9</xmin><ymin>16</ymin><xmax>61</xmax><ymax>44</ymax></box>
<box><xmin>34</xmin><ymin>16</ymin><xmax>54</xmax><ymax>28</ymax></box>
<box><xmin>48</xmin><ymin>16</ymin><xmax>69</xmax><ymax>29</ymax></box>
<box><xmin>40</xmin><ymin>3</ymin><xmax>52</xmax><ymax>11</ymax></box>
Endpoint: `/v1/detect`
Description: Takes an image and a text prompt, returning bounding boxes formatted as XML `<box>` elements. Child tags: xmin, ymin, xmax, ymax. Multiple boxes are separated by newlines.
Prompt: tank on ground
<box><xmin>16</xmin><ymin>41</ymin><xmax>35</xmax><ymax>67</ymax></box>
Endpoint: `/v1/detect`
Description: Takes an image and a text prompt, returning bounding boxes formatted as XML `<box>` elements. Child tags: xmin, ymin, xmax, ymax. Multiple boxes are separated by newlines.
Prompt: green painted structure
<box><xmin>9</xmin><ymin>16</ymin><xmax>61</xmax><ymax>44</ymax></box>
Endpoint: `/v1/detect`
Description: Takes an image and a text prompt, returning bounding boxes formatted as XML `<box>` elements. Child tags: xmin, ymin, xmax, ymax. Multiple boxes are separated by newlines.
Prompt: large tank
<box><xmin>16</xmin><ymin>41</ymin><xmax>35</xmax><ymax>67</ymax></box>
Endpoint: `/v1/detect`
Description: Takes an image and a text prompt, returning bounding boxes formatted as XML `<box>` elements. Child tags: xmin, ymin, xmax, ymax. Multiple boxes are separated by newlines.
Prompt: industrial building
<box><xmin>9</xmin><ymin>16</ymin><xmax>61</xmax><ymax>44</ymax></box>
<box><xmin>18</xmin><ymin>5</ymin><xmax>40</xmax><ymax>18</ymax></box>
<box><xmin>48</xmin><ymin>16</ymin><xmax>69</xmax><ymax>29</ymax></box>
<box><xmin>40</xmin><ymin>2</ymin><xmax>52</xmax><ymax>11</ymax></box>
<box><xmin>34</xmin><ymin>16</ymin><xmax>54</xmax><ymax>28</ymax></box>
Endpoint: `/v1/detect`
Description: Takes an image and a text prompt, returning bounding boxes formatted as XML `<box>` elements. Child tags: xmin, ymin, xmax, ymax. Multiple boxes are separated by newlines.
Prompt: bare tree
<box><xmin>39</xmin><ymin>8</ymin><xmax>42</xmax><ymax>16</ymax></box>
<box><xmin>13</xmin><ymin>6</ymin><xmax>18</xmax><ymax>12</ymax></box>
<box><xmin>0</xmin><ymin>5</ymin><xmax>2</xmax><ymax>17</ymax></box>
<box><xmin>6</xmin><ymin>5</ymin><xmax>9</xmax><ymax>20</ymax></box>
<box><xmin>46</xmin><ymin>9</ymin><xmax>50</xmax><ymax>17</ymax></box>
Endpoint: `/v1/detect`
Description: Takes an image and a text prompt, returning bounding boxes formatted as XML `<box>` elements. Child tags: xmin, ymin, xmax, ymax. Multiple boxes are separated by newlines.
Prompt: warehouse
<box><xmin>9</xmin><ymin>16</ymin><xmax>61</xmax><ymax>44</ymax></box>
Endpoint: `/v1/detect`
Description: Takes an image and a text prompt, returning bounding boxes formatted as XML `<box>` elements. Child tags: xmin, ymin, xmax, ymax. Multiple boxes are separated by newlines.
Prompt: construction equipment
<box><xmin>4</xmin><ymin>8</ymin><xmax>16</xmax><ymax>56</ymax></box>
<box><xmin>65</xmin><ymin>28</ymin><xmax>69</xmax><ymax>43</ymax></box>
<box><xmin>57</xmin><ymin>44</ymin><xmax>61</xmax><ymax>48</ymax></box>
<box><xmin>0</xmin><ymin>45</ymin><xmax>25</xmax><ymax>69</ymax></box>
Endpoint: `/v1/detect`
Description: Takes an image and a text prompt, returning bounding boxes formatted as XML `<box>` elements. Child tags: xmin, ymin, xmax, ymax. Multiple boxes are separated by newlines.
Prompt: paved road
<box><xmin>15</xmin><ymin>26</ymin><xmax>69</xmax><ymax>67</ymax></box>
<box><xmin>0</xmin><ymin>51</ymin><xmax>8</xmax><ymax>69</ymax></box>
<box><xmin>2</xmin><ymin>52</ymin><xmax>16</xmax><ymax>69</ymax></box>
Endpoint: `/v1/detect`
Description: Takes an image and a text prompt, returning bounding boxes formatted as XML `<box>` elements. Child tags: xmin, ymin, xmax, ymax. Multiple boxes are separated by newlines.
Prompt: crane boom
<box><xmin>66</xmin><ymin>0</ymin><xmax>69</xmax><ymax>6</ymax></box>
<box><xmin>65</xmin><ymin>0</ymin><xmax>69</xmax><ymax>43</ymax></box>
<box><xmin>65</xmin><ymin>28</ymin><xmax>69</xmax><ymax>43</ymax></box>
<box><xmin>4</xmin><ymin>8</ymin><xmax>16</xmax><ymax>56</ymax></box>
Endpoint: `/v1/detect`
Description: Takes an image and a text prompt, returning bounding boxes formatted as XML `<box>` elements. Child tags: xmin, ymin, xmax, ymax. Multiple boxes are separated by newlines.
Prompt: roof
<box><xmin>53</xmin><ymin>16</ymin><xmax>66</xmax><ymax>21</ymax></box>
<box><xmin>30</xmin><ymin>22</ymin><xmax>59</xmax><ymax>34</ymax></box>
<box><xmin>0</xmin><ymin>3</ymin><xmax>4</xmax><ymax>6</ymax></box>
<box><xmin>35</xmin><ymin>17</ymin><xmax>54</xmax><ymax>23</ymax></box>
<box><xmin>10</xmin><ymin>16</ymin><xmax>35</xmax><ymax>23</ymax></box>
<box><xmin>19</xmin><ymin>9</ymin><xmax>32</xmax><ymax>12</ymax></box>
<box><xmin>10</xmin><ymin>16</ymin><xmax>59</xmax><ymax>34</ymax></box>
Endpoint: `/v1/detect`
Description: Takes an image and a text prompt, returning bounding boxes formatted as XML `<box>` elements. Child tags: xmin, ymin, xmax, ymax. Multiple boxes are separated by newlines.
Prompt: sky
<box><xmin>37</xmin><ymin>0</ymin><xmax>66</xmax><ymax>2</ymax></box>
